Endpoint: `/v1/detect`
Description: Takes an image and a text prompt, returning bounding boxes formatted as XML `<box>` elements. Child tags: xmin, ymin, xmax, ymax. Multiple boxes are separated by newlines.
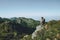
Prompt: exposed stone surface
<box><xmin>32</xmin><ymin>25</ymin><xmax>44</xmax><ymax>39</ymax></box>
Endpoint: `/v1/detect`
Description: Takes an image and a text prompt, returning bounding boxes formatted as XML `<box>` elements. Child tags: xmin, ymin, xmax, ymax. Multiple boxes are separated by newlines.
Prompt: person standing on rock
<box><xmin>31</xmin><ymin>17</ymin><xmax>45</xmax><ymax>40</ymax></box>
<box><xmin>40</xmin><ymin>17</ymin><xmax>45</xmax><ymax>26</ymax></box>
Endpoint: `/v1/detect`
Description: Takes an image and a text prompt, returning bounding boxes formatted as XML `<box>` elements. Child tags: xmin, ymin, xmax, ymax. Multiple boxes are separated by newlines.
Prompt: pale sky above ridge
<box><xmin>0</xmin><ymin>0</ymin><xmax>60</xmax><ymax>21</ymax></box>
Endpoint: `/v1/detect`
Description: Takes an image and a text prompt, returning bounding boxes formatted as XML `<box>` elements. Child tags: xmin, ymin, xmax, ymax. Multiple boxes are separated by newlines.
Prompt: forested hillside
<box><xmin>21</xmin><ymin>20</ymin><xmax>60</xmax><ymax>40</ymax></box>
<box><xmin>0</xmin><ymin>17</ymin><xmax>40</xmax><ymax>40</ymax></box>
<box><xmin>0</xmin><ymin>17</ymin><xmax>60</xmax><ymax>40</ymax></box>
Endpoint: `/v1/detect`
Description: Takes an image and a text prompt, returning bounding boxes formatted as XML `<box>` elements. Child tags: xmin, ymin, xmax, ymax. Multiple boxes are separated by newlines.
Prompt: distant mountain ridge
<box><xmin>0</xmin><ymin>17</ymin><xmax>40</xmax><ymax>40</ymax></box>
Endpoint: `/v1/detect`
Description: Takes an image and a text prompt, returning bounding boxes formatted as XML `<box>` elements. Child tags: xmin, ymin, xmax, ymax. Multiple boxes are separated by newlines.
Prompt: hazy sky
<box><xmin>0</xmin><ymin>0</ymin><xmax>60</xmax><ymax>21</ymax></box>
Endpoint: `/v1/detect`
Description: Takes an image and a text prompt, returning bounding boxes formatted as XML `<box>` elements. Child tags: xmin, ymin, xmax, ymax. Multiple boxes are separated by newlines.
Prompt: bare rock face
<box><xmin>44</xmin><ymin>25</ymin><xmax>49</xmax><ymax>30</ymax></box>
<box><xmin>31</xmin><ymin>25</ymin><xmax>44</xmax><ymax>39</ymax></box>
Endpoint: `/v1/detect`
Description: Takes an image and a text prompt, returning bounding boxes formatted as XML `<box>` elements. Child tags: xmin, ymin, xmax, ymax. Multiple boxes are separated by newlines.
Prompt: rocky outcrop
<box><xmin>31</xmin><ymin>25</ymin><xmax>44</xmax><ymax>39</ymax></box>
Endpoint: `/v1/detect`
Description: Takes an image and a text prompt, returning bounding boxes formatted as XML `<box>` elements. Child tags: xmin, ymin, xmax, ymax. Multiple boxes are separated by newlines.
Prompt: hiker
<box><xmin>40</xmin><ymin>17</ymin><xmax>45</xmax><ymax>26</ymax></box>
<box><xmin>31</xmin><ymin>17</ymin><xmax>45</xmax><ymax>39</ymax></box>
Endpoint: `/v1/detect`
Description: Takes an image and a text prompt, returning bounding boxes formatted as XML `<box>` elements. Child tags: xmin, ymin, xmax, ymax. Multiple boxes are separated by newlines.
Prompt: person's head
<box><xmin>41</xmin><ymin>17</ymin><xmax>44</xmax><ymax>19</ymax></box>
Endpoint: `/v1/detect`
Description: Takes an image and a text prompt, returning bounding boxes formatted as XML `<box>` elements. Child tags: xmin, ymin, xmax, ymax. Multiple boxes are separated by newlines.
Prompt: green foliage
<box><xmin>21</xmin><ymin>20</ymin><xmax>60</xmax><ymax>40</ymax></box>
<box><xmin>0</xmin><ymin>17</ymin><xmax>60</xmax><ymax>40</ymax></box>
<box><xmin>0</xmin><ymin>17</ymin><xmax>39</xmax><ymax>40</ymax></box>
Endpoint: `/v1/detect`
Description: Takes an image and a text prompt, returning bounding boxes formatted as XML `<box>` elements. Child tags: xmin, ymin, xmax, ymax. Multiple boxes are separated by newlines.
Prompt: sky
<box><xmin>0</xmin><ymin>0</ymin><xmax>60</xmax><ymax>21</ymax></box>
